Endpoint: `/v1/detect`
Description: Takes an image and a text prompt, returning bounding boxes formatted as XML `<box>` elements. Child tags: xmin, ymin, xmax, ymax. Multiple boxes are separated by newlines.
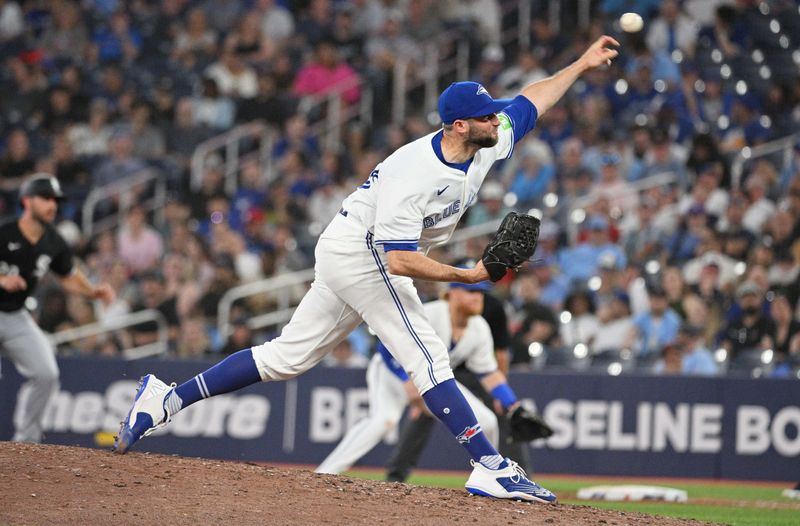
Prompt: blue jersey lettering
<box><xmin>358</xmin><ymin>168</ymin><xmax>380</xmax><ymax>189</ymax></box>
<box><xmin>423</xmin><ymin>199</ymin><xmax>461</xmax><ymax>229</ymax></box>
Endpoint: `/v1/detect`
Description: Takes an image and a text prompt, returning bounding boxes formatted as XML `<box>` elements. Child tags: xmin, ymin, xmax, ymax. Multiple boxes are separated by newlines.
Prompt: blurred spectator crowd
<box><xmin>0</xmin><ymin>0</ymin><xmax>799</xmax><ymax>378</ymax></box>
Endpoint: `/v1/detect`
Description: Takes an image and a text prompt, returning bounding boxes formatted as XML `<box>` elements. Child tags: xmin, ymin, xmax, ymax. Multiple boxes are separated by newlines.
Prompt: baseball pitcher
<box><xmin>114</xmin><ymin>35</ymin><xmax>619</xmax><ymax>503</ymax></box>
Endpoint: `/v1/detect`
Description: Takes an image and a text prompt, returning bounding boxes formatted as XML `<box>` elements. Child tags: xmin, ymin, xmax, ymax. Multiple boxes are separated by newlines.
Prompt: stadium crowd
<box><xmin>0</xmin><ymin>0</ymin><xmax>799</xmax><ymax>378</ymax></box>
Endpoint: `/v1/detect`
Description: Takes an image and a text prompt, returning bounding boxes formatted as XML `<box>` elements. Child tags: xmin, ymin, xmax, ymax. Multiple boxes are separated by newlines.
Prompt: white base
<box><xmin>577</xmin><ymin>485</ymin><xmax>688</xmax><ymax>502</ymax></box>
<box><xmin>782</xmin><ymin>489</ymin><xmax>800</xmax><ymax>500</ymax></box>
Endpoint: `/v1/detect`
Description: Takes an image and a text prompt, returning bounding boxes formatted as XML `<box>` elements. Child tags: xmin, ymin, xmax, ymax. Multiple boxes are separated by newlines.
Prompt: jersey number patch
<box><xmin>358</xmin><ymin>168</ymin><xmax>380</xmax><ymax>189</ymax></box>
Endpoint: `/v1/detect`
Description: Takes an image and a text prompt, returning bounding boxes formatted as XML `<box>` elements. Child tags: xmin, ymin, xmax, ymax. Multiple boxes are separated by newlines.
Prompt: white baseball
<box><xmin>620</xmin><ymin>12</ymin><xmax>643</xmax><ymax>33</ymax></box>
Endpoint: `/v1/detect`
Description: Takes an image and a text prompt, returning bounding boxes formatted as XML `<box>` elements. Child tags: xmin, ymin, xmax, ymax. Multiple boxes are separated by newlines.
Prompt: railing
<box><xmin>391</xmin><ymin>34</ymin><xmax>471</xmax><ymax>124</ymax></box>
<box><xmin>48</xmin><ymin>309</ymin><xmax>168</xmax><ymax>360</ymax></box>
<box><xmin>216</xmin><ymin>268</ymin><xmax>315</xmax><ymax>340</ymax></box>
<box><xmin>81</xmin><ymin>168</ymin><xmax>167</xmax><ymax>238</ymax></box>
<box><xmin>564</xmin><ymin>172</ymin><xmax>679</xmax><ymax>241</ymax></box>
<box><xmin>730</xmin><ymin>132</ymin><xmax>799</xmax><ymax>189</ymax></box>
<box><xmin>519</xmin><ymin>0</ymin><xmax>596</xmax><ymax>41</ymax></box>
<box><xmin>298</xmin><ymin>75</ymin><xmax>374</xmax><ymax>151</ymax></box>
<box><xmin>190</xmin><ymin>120</ymin><xmax>274</xmax><ymax>195</ymax></box>
<box><xmin>389</xmin><ymin>0</ymin><xmax>595</xmax><ymax>124</ymax></box>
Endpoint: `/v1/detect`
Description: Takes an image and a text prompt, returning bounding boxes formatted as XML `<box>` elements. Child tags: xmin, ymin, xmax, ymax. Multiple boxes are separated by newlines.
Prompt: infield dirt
<box><xmin>0</xmin><ymin>442</ymin><xmax>720</xmax><ymax>525</ymax></box>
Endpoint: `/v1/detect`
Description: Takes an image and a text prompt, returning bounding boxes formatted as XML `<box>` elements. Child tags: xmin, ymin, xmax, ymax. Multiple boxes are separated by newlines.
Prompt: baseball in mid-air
<box><xmin>619</xmin><ymin>12</ymin><xmax>644</xmax><ymax>32</ymax></box>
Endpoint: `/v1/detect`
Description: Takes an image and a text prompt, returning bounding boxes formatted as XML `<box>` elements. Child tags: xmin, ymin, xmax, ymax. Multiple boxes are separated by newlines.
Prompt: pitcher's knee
<box><xmin>251</xmin><ymin>341</ymin><xmax>314</xmax><ymax>381</ymax></box>
<box><xmin>32</xmin><ymin>366</ymin><xmax>59</xmax><ymax>386</ymax></box>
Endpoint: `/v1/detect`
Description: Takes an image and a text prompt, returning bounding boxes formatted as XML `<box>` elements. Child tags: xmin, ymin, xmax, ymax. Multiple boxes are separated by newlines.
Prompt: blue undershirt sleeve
<box><xmin>490</xmin><ymin>383</ymin><xmax>519</xmax><ymax>411</ymax></box>
<box><xmin>380</xmin><ymin>241</ymin><xmax>419</xmax><ymax>252</ymax></box>
<box><xmin>501</xmin><ymin>95</ymin><xmax>539</xmax><ymax>144</ymax></box>
<box><xmin>376</xmin><ymin>341</ymin><xmax>410</xmax><ymax>381</ymax></box>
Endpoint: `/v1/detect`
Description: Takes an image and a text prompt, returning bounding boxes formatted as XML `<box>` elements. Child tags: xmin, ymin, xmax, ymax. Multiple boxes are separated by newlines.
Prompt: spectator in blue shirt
<box><xmin>93</xmin><ymin>11</ymin><xmax>142</xmax><ymax>64</ymax></box>
<box><xmin>536</xmin><ymin>105</ymin><xmax>575</xmax><ymax>155</ymax></box>
<box><xmin>508</xmin><ymin>148</ymin><xmax>556</xmax><ymax>207</ymax></box>
<box><xmin>466</xmin><ymin>180</ymin><xmax>511</xmax><ymax>226</ymax></box>
<box><xmin>559</xmin><ymin>215</ymin><xmax>627</xmax><ymax>282</ymax></box>
<box><xmin>530</xmin><ymin>256</ymin><xmax>570</xmax><ymax>312</ymax></box>
<box><xmin>628</xmin><ymin>283</ymin><xmax>681</xmax><ymax>358</ymax></box>
<box><xmin>600</xmin><ymin>0</ymin><xmax>661</xmax><ymax>21</ymax></box>
<box><xmin>665</xmin><ymin>203</ymin><xmax>710</xmax><ymax>265</ymax></box>
<box><xmin>677</xmin><ymin>323</ymin><xmax>720</xmax><ymax>376</ymax></box>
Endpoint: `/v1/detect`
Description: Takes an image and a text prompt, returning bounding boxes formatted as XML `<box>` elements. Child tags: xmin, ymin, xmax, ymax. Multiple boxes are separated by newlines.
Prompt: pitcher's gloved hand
<box><xmin>481</xmin><ymin>212</ymin><xmax>540</xmax><ymax>282</ymax></box>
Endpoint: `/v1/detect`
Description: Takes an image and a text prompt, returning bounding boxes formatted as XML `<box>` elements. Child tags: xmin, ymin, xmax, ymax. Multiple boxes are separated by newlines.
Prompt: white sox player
<box><xmin>1</xmin><ymin>174</ymin><xmax>114</xmax><ymax>443</ymax></box>
<box><xmin>316</xmin><ymin>277</ymin><xmax>527</xmax><ymax>475</ymax></box>
<box><xmin>115</xmin><ymin>35</ymin><xmax>620</xmax><ymax>503</ymax></box>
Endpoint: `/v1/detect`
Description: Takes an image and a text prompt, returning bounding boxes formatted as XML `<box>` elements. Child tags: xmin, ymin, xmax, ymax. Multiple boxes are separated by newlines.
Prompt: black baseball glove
<box><xmin>508</xmin><ymin>406</ymin><xmax>554</xmax><ymax>443</ymax></box>
<box><xmin>481</xmin><ymin>212</ymin><xmax>541</xmax><ymax>282</ymax></box>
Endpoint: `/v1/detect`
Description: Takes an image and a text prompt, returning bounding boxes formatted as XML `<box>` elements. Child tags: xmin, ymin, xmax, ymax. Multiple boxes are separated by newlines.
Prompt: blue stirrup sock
<box><xmin>422</xmin><ymin>379</ymin><xmax>508</xmax><ymax>470</ymax></box>
<box><xmin>166</xmin><ymin>348</ymin><xmax>262</xmax><ymax>415</ymax></box>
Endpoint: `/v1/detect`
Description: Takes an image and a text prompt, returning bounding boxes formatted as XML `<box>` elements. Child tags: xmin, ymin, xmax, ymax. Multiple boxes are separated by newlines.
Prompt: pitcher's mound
<box><xmin>0</xmin><ymin>442</ymin><xmax>714</xmax><ymax>525</ymax></box>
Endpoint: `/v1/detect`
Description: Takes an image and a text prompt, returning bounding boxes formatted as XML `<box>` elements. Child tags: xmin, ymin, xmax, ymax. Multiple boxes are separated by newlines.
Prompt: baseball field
<box><xmin>346</xmin><ymin>469</ymin><xmax>800</xmax><ymax>526</ymax></box>
<box><xmin>2</xmin><ymin>442</ymin><xmax>798</xmax><ymax>525</ymax></box>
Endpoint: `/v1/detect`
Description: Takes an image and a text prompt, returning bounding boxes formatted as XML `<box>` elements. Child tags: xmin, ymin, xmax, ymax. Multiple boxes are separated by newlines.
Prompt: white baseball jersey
<box><xmin>339</xmin><ymin>99</ymin><xmax>534</xmax><ymax>254</ymax></box>
<box><xmin>251</xmin><ymin>96</ymin><xmax>538</xmax><ymax>397</ymax></box>
<box><xmin>316</xmin><ymin>300</ymin><xmax>500</xmax><ymax>475</ymax></box>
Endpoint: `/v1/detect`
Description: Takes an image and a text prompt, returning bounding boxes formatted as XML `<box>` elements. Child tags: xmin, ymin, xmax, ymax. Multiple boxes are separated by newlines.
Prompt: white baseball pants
<box><xmin>252</xmin><ymin>214</ymin><xmax>454</xmax><ymax>395</ymax></box>
<box><xmin>0</xmin><ymin>309</ymin><xmax>60</xmax><ymax>443</ymax></box>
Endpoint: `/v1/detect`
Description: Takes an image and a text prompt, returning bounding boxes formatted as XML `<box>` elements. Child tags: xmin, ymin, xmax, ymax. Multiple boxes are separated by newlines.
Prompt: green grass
<box><xmin>565</xmin><ymin>501</ymin><xmax>798</xmax><ymax>526</ymax></box>
<box><xmin>345</xmin><ymin>469</ymin><xmax>800</xmax><ymax>526</ymax></box>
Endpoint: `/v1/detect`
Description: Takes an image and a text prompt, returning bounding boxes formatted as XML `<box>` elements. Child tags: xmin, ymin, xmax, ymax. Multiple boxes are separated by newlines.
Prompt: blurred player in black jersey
<box><xmin>0</xmin><ymin>174</ymin><xmax>114</xmax><ymax>442</ymax></box>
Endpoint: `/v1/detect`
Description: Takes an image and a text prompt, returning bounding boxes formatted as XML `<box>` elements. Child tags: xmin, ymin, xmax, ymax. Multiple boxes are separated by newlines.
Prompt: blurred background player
<box><xmin>0</xmin><ymin>174</ymin><xmax>114</xmax><ymax>442</ymax></box>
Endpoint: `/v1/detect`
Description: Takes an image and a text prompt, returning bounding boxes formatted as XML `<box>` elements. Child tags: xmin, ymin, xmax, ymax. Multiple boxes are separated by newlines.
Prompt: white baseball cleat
<box><xmin>113</xmin><ymin>374</ymin><xmax>175</xmax><ymax>454</ymax></box>
<box><xmin>465</xmin><ymin>459</ymin><xmax>557</xmax><ymax>503</ymax></box>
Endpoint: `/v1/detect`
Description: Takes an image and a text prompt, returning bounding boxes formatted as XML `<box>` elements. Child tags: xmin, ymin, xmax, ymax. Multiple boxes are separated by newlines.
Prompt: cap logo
<box><xmin>476</xmin><ymin>85</ymin><xmax>489</xmax><ymax>96</ymax></box>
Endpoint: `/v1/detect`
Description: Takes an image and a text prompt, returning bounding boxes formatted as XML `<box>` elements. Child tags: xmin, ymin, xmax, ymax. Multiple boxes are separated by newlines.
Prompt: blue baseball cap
<box><xmin>450</xmin><ymin>280</ymin><xmax>491</xmax><ymax>292</ymax></box>
<box><xmin>449</xmin><ymin>258</ymin><xmax>491</xmax><ymax>292</ymax></box>
<box><xmin>438</xmin><ymin>82</ymin><xmax>512</xmax><ymax>124</ymax></box>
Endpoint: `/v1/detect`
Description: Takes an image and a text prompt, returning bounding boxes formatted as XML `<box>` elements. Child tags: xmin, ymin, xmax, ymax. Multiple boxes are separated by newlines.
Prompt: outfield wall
<box><xmin>1</xmin><ymin>357</ymin><xmax>797</xmax><ymax>481</ymax></box>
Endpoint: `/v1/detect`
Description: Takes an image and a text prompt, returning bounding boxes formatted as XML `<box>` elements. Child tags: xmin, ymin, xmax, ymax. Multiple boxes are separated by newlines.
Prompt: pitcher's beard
<box><xmin>467</xmin><ymin>130</ymin><xmax>499</xmax><ymax>149</ymax></box>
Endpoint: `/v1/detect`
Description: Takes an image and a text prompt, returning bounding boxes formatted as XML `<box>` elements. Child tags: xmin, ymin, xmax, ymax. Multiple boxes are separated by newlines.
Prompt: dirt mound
<box><xmin>0</xmin><ymin>443</ymin><xmax>716</xmax><ymax>525</ymax></box>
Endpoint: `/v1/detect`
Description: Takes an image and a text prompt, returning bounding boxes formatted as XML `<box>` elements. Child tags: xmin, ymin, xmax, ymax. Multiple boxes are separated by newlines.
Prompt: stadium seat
<box><xmin>634</xmin><ymin>351</ymin><xmax>661</xmax><ymax>374</ymax></box>
<box><xmin>543</xmin><ymin>345</ymin><xmax>589</xmax><ymax>371</ymax></box>
<box><xmin>589</xmin><ymin>349</ymin><xmax>636</xmax><ymax>375</ymax></box>
<box><xmin>727</xmin><ymin>348</ymin><xmax>771</xmax><ymax>377</ymax></box>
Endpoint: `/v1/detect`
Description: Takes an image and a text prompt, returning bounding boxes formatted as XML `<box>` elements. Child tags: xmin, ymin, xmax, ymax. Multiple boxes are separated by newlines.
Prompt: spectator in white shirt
<box><xmin>205</xmin><ymin>46</ymin><xmax>258</xmax><ymax>99</ymax></box>
<box><xmin>646</xmin><ymin>0</ymin><xmax>698</xmax><ymax>56</ymax></box>
<box><xmin>742</xmin><ymin>171</ymin><xmax>777</xmax><ymax>235</ymax></box>
<box><xmin>257</xmin><ymin>0</ymin><xmax>295</xmax><ymax>44</ymax></box>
